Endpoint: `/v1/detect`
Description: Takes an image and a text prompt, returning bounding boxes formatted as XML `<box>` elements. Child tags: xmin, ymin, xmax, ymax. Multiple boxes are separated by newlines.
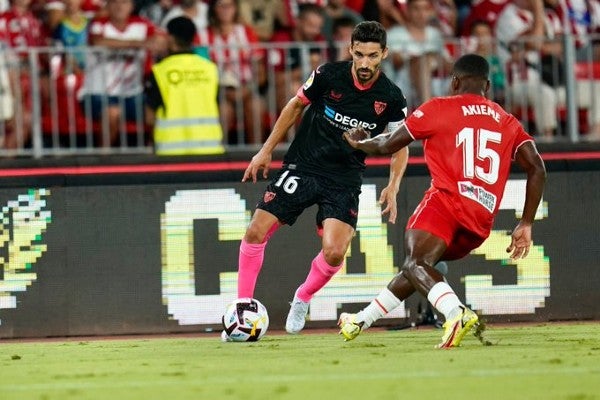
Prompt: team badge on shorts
<box><xmin>374</xmin><ymin>101</ymin><xmax>387</xmax><ymax>115</ymax></box>
<box><xmin>264</xmin><ymin>191</ymin><xmax>276</xmax><ymax>203</ymax></box>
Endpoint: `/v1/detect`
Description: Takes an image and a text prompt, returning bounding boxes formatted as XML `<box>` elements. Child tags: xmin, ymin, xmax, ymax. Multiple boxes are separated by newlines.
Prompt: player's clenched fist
<box><xmin>343</xmin><ymin>127</ymin><xmax>371</xmax><ymax>150</ymax></box>
<box><xmin>344</xmin><ymin>127</ymin><xmax>371</xmax><ymax>141</ymax></box>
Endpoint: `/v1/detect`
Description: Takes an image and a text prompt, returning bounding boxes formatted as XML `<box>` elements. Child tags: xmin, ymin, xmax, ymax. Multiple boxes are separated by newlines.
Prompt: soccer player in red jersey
<box><xmin>340</xmin><ymin>53</ymin><xmax>547</xmax><ymax>348</ymax></box>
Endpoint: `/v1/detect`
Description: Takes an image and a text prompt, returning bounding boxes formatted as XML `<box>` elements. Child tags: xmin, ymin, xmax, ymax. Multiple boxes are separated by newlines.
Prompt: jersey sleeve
<box><xmin>386</xmin><ymin>95</ymin><xmax>408</xmax><ymax>133</ymax></box>
<box><xmin>507</xmin><ymin>115</ymin><xmax>535</xmax><ymax>159</ymax></box>
<box><xmin>297</xmin><ymin>63</ymin><xmax>329</xmax><ymax>104</ymax></box>
<box><xmin>404</xmin><ymin>98</ymin><xmax>442</xmax><ymax>140</ymax></box>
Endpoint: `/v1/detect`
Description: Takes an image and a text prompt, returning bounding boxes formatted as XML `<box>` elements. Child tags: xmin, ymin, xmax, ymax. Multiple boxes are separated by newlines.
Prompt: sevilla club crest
<box><xmin>374</xmin><ymin>101</ymin><xmax>387</xmax><ymax>115</ymax></box>
<box><xmin>263</xmin><ymin>191</ymin><xmax>276</xmax><ymax>203</ymax></box>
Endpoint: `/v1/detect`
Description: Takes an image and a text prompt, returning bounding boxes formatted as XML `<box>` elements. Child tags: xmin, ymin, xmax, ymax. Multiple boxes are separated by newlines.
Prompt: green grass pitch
<box><xmin>1</xmin><ymin>322</ymin><xmax>599</xmax><ymax>400</ymax></box>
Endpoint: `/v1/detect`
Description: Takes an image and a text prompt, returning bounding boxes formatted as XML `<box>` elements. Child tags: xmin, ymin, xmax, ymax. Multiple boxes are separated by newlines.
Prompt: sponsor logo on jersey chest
<box><xmin>324</xmin><ymin>105</ymin><xmax>377</xmax><ymax>130</ymax></box>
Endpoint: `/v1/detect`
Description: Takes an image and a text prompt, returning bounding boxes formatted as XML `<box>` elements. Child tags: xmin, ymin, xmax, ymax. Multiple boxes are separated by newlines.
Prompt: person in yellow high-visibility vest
<box><xmin>145</xmin><ymin>16</ymin><xmax>224</xmax><ymax>155</ymax></box>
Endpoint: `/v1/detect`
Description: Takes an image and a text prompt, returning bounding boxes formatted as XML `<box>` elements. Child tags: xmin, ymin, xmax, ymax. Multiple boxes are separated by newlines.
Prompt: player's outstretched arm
<box><xmin>507</xmin><ymin>141</ymin><xmax>547</xmax><ymax>259</ymax></box>
<box><xmin>242</xmin><ymin>97</ymin><xmax>306</xmax><ymax>183</ymax></box>
<box><xmin>380</xmin><ymin>147</ymin><xmax>409</xmax><ymax>224</ymax></box>
<box><xmin>343</xmin><ymin>123</ymin><xmax>414</xmax><ymax>155</ymax></box>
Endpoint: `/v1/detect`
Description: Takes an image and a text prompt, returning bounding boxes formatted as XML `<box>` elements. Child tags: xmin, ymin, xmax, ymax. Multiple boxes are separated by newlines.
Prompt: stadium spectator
<box><xmin>0</xmin><ymin>0</ymin><xmax>46</xmax><ymax>150</ymax></box>
<box><xmin>53</xmin><ymin>0</ymin><xmax>90</xmax><ymax>71</ymax></box>
<box><xmin>454</xmin><ymin>0</ymin><xmax>472</xmax><ymax>28</ymax></box>
<box><xmin>364</xmin><ymin>0</ymin><xmax>406</xmax><ymax>29</ymax></box>
<box><xmin>44</xmin><ymin>0</ymin><xmax>65</xmax><ymax>33</ymax></box>
<box><xmin>139</xmin><ymin>0</ymin><xmax>174</xmax><ymax>27</ymax></box>
<box><xmin>495</xmin><ymin>0</ymin><xmax>556</xmax><ymax>141</ymax></box>
<box><xmin>0</xmin><ymin>42</ymin><xmax>14</xmax><ymax>135</ymax></box>
<box><xmin>468</xmin><ymin>19</ymin><xmax>506</xmax><ymax>102</ymax></box>
<box><xmin>160</xmin><ymin>0</ymin><xmax>208</xmax><ymax>32</ymax></box>
<box><xmin>496</xmin><ymin>0</ymin><xmax>600</xmax><ymax>141</ymax></box>
<box><xmin>345</xmin><ymin>0</ymin><xmax>365</xmax><ymax>14</ymax></box>
<box><xmin>269</xmin><ymin>3</ymin><xmax>326</xmax><ymax>116</ymax></box>
<box><xmin>322</xmin><ymin>0</ymin><xmax>363</xmax><ymax>42</ymax></box>
<box><xmin>328</xmin><ymin>15</ymin><xmax>356</xmax><ymax>62</ymax></box>
<box><xmin>385</xmin><ymin>0</ymin><xmax>452</xmax><ymax>110</ymax></box>
<box><xmin>233</xmin><ymin>21</ymin><xmax>408</xmax><ymax>337</ymax></box>
<box><xmin>431</xmin><ymin>0</ymin><xmax>458</xmax><ymax>38</ymax></box>
<box><xmin>197</xmin><ymin>0</ymin><xmax>266</xmax><ymax>144</ymax></box>
<box><xmin>41</xmin><ymin>0</ymin><xmax>91</xmax><ymax>147</ymax></box>
<box><xmin>278</xmin><ymin>0</ymin><xmax>327</xmax><ymax>28</ymax></box>
<box><xmin>80</xmin><ymin>0</ymin><xmax>104</xmax><ymax>18</ymax></box>
<box><xmin>339</xmin><ymin>53</ymin><xmax>546</xmax><ymax>348</ymax></box>
<box><xmin>460</xmin><ymin>0</ymin><xmax>509</xmax><ymax>36</ymax></box>
<box><xmin>547</xmin><ymin>0</ymin><xmax>600</xmax><ymax>141</ymax></box>
<box><xmin>145</xmin><ymin>16</ymin><xmax>224</xmax><ymax>155</ymax></box>
<box><xmin>554</xmin><ymin>0</ymin><xmax>600</xmax><ymax>58</ymax></box>
<box><xmin>430</xmin><ymin>0</ymin><xmax>459</xmax><ymax>63</ymax></box>
<box><xmin>238</xmin><ymin>0</ymin><xmax>287</xmax><ymax>41</ymax></box>
<box><xmin>79</xmin><ymin>0</ymin><xmax>165</xmax><ymax>147</ymax></box>
<box><xmin>543</xmin><ymin>0</ymin><xmax>600</xmax><ymax>140</ymax></box>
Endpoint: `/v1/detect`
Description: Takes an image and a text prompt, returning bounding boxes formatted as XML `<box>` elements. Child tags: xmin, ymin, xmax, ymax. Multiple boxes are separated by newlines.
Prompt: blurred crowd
<box><xmin>1</xmin><ymin>0</ymin><xmax>600</xmax><ymax>154</ymax></box>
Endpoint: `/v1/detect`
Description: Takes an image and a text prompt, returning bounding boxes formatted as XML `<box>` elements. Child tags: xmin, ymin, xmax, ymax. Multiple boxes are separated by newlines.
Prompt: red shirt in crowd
<box><xmin>461</xmin><ymin>0</ymin><xmax>510</xmax><ymax>36</ymax></box>
<box><xmin>197</xmin><ymin>24</ymin><xmax>263</xmax><ymax>85</ymax></box>
<box><xmin>0</xmin><ymin>7</ymin><xmax>45</xmax><ymax>48</ymax></box>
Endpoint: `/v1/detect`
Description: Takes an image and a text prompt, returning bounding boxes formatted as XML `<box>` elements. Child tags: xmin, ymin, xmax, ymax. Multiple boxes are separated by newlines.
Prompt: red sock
<box><xmin>296</xmin><ymin>251</ymin><xmax>343</xmax><ymax>302</ymax></box>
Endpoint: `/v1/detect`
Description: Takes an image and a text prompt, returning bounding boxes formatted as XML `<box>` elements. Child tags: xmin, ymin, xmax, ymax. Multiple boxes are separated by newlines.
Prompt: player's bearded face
<box><xmin>350</xmin><ymin>42</ymin><xmax>386</xmax><ymax>83</ymax></box>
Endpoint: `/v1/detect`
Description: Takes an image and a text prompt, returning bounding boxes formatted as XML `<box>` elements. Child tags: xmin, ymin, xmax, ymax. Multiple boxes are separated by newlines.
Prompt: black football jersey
<box><xmin>283</xmin><ymin>61</ymin><xmax>407</xmax><ymax>187</ymax></box>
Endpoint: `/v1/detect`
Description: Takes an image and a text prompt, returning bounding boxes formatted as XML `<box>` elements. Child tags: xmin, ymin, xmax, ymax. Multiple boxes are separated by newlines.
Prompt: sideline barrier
<box><xmin>2</xmin><ymin>35</ymin><xmax>600</xmax><ymax>157</ymax></box>
<box><xmin>0</xmin><ymin>155</ymin><xmax>598</xmax><ymax>338</ymax></box>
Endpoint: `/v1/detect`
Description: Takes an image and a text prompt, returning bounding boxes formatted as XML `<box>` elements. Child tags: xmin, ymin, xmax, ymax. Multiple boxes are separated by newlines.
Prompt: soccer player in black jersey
<box><xmin>231</xmin><ymin>21</ymin><xmax>409</xmax><ymax>337</ymax></box>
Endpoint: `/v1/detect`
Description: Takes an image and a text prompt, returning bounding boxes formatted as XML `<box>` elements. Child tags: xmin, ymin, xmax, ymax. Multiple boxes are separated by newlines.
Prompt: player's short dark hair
<box><xmin>351</xmin><ymin>21</ymin><xmax>387</xmax><ymax>49</ymax></box>
<box><xmin>166</xmin><ymin>16</ymin><xmax>197</xmax><ymax>48</ymax></box>
<box><xmin>452</xmin><ymin>53</ymin><xmax>490</xmax><ymax>80</ymax></box>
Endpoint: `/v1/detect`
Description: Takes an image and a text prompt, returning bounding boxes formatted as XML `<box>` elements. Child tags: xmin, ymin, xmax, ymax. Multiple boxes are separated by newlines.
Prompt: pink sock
<box><xmin>237</xmin><ymin>240</ymin><xmax>266</xmax><ymax>298</ymax></box>
<box><xmin>296</xmin><ymin>251</ymin><xmax>343</xmax><ymax>302</ymax></box>
<box><xmin>237</xmin><ymin>224</ymin><xmax>279</xmax><ymax>298</ymax></box>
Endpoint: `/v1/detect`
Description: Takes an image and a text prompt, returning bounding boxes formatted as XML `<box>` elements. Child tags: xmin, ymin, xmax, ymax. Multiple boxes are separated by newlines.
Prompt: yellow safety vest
<box><xmin>152</xmin><ymin>53</ymin><xmax>224</xmax><ymax>155</ymax></box>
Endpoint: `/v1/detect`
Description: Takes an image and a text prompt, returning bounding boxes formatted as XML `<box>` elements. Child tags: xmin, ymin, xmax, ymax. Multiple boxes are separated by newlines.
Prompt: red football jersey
<box><xmin>405</xmin><ymin>93</ymin><xmax>533</xmax><ymax>229</ymax></box>
<box><xmin>0</xmin><ymin>9</ymin><xmax>44</xmax><ymax>48</ymax></box>
<box><xmin>197</xmin><ymin>24</ymin><xmax>263</xmax><ymax>85</ymax></box>
<box><xmin>461</xmin><ymin>0</ymin><xmax>510</xmax><ymax>36</ymax></box>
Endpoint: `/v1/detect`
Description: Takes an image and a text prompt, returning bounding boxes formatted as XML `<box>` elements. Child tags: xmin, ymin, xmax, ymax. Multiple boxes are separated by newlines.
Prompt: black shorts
<box><xmin>257</xmin><ymin>168</ymin><xmax>361</xmax><ymax>228</ymax></box>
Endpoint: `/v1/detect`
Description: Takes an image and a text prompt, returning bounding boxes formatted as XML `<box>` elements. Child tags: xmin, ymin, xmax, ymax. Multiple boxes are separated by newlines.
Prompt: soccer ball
<box><xmin>221</xmin><ymin>298</ymin><xmax>269</xmax><ymax>342</ymax></box>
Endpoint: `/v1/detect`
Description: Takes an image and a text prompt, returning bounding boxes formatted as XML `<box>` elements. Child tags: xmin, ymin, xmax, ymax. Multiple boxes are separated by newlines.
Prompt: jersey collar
<box><xmin>350</xmin><ymin>66</ymin><xmax>380</xmax><ymax>91</ymax></box>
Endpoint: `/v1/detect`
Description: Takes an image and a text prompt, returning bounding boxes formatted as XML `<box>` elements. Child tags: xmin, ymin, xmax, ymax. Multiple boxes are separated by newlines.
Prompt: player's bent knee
<box><xmin>401</xmin><ymin>259</ymin><xmax>426</xmax><ymax>277</ymax></box>
<box><xmin>322</xmin><ymin>247</ymin><xmax>345</xmax><ymax>267</ymax></box>
<box><xmin>244</xmin><ymin>224</ymin><xmax>269</xmax><ymax>244</ymax></box>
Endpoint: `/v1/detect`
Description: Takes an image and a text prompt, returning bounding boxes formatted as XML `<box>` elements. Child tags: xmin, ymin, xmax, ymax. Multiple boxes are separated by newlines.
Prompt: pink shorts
<box><xmin>407</xmin><ymin>189</ymin><xmax>490</xmax><ymax>260</ymax></box>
